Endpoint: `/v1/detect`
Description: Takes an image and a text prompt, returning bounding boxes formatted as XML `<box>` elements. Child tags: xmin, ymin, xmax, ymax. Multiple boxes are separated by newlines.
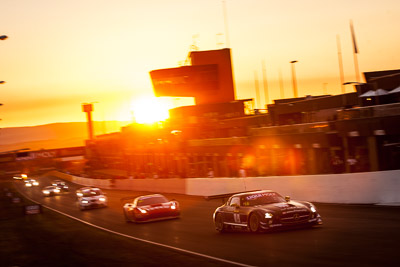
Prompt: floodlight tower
<box><xmin>290</xmin><ymin>60</ymin><xmax>298</xmax><ymax>98</ymax></box>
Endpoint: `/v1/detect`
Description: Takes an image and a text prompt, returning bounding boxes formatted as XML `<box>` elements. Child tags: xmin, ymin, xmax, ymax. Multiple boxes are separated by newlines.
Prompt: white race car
<box><xmin>24</xmin><ymin>179</ymin><xmax>39</xmax><ymax>187</ymax></box>
<box><xmin>42</xmin><ymin>185</ymin><xmax>60</xmax><ymax>196</ymax></box>
<box><xmin>76</xmin><ymin>187</ymin><xmax>108</xmax><ymax>210</ymax></box>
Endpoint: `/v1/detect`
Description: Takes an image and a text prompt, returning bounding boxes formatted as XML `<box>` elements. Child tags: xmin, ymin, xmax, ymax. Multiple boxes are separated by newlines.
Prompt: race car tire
<box><xmin>215</xmin><ymin>213</ymin><xmax>226</xmax><ymax>233</ymax></box>
<box><xmin>123</xmin><ymin>209</ymin><xmax>131</xmax><ymax>222</ymax></box>
<box><xmin>248</xmin><ymin>213</ymin><xmax>261</xmax><ymax>233</ymax></box>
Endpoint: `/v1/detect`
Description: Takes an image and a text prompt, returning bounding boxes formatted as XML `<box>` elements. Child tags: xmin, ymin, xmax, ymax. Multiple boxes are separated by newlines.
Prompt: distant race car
<box><xmin>13</xmin><ymin>174</ymin><xmax>28</xmax><ymax>181</ymax></box>
<box><xmin>122</xmin><ymin>194</ymin><xmax>180</xmax><ymax>223</ymax></box>
<box><xmin>24</xmin><ymin>179</ymin><xmax>39</xmax><ymax>187</ymax></box>
<box><xmin>213</xmin><ymin>190</ymin><xmax>322</xmax><ymax>233</ymax></box>
<box><xmin>42</xmin><ymin>185</ymin><xmax>61</xmax><ymax>196</ymax></box>
<box><xmin>52</xmin><ymin>180</ymin><xmax>69</xmax><ymax>191</ymax></box>
<box><xmin>76</xmin><ymin>187</ymin><xmax>107</xmax><ymax>210</ymax></box>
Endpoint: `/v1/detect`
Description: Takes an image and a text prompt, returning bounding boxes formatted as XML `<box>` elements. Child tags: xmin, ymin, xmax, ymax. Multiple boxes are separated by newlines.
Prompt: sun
<box><xmin>131</xmin><ymin>96</ymin><xmax>171</xmax><ymax>124</ymax></box>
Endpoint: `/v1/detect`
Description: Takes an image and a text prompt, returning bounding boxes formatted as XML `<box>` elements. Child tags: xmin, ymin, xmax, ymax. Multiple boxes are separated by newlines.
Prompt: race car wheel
<box><xmin>123</xmin><ymin>210</ymin><xmax>131</xmax><ymax>222</ymax></box>
<box><xmin>248</xmin><ymin>213</ymin><xmax>261</xmax><ymax>233</ymax></box>
<box><xmin>215</xmin><ymin>213</ymin><xmax>226</xmax><ymax>233</ymax></box>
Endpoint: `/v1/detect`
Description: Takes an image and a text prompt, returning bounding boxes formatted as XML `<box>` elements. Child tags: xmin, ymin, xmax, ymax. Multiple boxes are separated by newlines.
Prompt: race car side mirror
<box><xmin>285</xmin><ymin>196</ymin><xmax>291</xmax><ymax>202</ymax></box>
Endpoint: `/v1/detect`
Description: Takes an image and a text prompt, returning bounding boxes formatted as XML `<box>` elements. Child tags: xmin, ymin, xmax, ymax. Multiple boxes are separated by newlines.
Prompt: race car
<box><xmin>76</xmin><ymin>187</ymin><xmax>107</xmax><ymax>210</ymax></box>
<box><xmin>122</xmin><ymin>194</ymin><xmax>180</xmax><ymax>223</ymax></box>
<box><xmin>24</xmin><ymin>179</ymin><xmax>39</xmax><ymax>187</ymax></box>
<box><xmin>13</xmin><ymin>174</ymin><xmax>28</xmax><ymax>181</ymax></box>
<box><xmin>213</xmin><ymin>190</ymin><xmax>322</xmax><ymax>233</ymax></box>
<box><xmin>42</xmin><ymin>185</ymin><xmax>61</xmax><ymax>196</ymax></box>
<box><xmin>52</xmin><ymin>180</ymin><xmax>69</xmax><ymax>191</ymax></box>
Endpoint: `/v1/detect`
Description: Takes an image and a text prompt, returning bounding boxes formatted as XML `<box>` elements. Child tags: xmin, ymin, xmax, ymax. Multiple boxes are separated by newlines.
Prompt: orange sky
<box><xmin>1</xmin><ymin>0</ymin><xmax>400</xmax><ymax>128</ymax></box>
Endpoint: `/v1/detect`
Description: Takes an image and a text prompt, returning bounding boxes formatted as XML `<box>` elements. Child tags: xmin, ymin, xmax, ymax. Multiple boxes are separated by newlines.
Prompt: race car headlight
<box><xmin>54</xmin><ymin>189</ymin><xmax>60</xmax><ymax>193</ymax></box>
<box><xmin>265</xmin><ymin>212</ymin><xmax>273</xmax><ymax>219</ymax></box>
<box><xmin>82</xmin><ymin>200</ymin><xmax>89</xmax><ymax>204</ymax></box>
<box><xmin>138</xmin><ymin>208</ymin><xmax>147</xmax><ymax>214</ymax></box>
<box><xmin>33</xmin><ymin>182</ymin><xmax>39</xmax><ymax>186</ymax></box>
<box><xmin>25</xmin><ymin>183</ymin><xmax>32</xmax><ymax>187</ymax></box>
<box><xmin>170</xmin><ymin>203</ymin><xmax>176</xmax><ymax>210</ymax></box>
<box><xmin>43</xmin><ymin>190</ymin><xmax>50</xmax><ymax>194</ymax></box>
<box><xmin>99</xmin><ymin>197</ymin><xmax>106</xmax><ymax>202</ymax></box>
<box><xmin>76</xmin><ymin>192</ymin><xmax>83</xmax><ymax>197</ymax></box>
<box><xmin>310</xmin><ymin>205</ymin><xmax>317</xmax><ymax>213</ymax></box>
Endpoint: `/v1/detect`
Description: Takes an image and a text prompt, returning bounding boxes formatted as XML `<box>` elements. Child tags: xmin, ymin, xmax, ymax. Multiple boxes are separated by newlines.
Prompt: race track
<box><xmin>14</xmin><ymin>174</ymin><xmax>400</xmax><ymax>267</ymax></box>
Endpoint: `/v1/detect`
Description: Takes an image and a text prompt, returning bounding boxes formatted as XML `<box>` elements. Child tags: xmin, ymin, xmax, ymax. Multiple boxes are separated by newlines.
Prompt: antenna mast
<box><xmin>262</xmin><ymin>60</ymin><xmax>269</xmax><ymax>105</ymax></box>
<box><xmin>336</xmin><ymin>35</ymin><xmax>346</xmax><ymax>94</ymax></box>
<box><xmin>222</xmin><ymin>0</ymin><xmax>230</xmax><ymax>48</ymax></box>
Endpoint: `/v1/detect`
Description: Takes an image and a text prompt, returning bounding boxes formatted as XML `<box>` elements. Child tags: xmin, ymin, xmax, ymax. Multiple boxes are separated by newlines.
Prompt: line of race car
<box><xmin>14</xmin><ymin>173</ymin><xmax>322</xmax><ymax>233</ymax></box>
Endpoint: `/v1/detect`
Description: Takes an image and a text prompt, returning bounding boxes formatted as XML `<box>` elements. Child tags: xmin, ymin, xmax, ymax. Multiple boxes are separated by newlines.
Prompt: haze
<box><xmin>1</xmin><ymin>0</ymin><xmax>399</xmax><ymax>127</ymax></box>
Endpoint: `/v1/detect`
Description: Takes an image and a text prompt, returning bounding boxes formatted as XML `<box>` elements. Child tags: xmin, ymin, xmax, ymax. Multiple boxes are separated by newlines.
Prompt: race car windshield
<box><xmin>242</xmin><ymin>192</ymin><xmax>285</xmax><ymax>206</ymax></box>
<box><xmin>137</xmin><ymin>196</ymin><xmax>169</xmax><ymax>206</ymax></box>
<box><xmin>82</xmin><ymin>189</ymin><xmax>102</xmax><ymax>197</ymax></box>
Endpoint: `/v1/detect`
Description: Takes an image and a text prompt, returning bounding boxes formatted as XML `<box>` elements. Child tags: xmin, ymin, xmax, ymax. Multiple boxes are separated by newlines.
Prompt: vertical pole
<box><xmin>262</xmin><ymin>60</ymin><xmax>269</xmax><ymax>105</ymax></box>
<box><xmin>337</xmin><ymin>35</ymin><xmax>346</xmax><ymax>94</ymax></box>
<box><xmin>367</xmin><ymin>136</ymin><xmax>379</xmax><ymax>171</ymax></box>
<box><xmin>290</xmin><ymin>61</ymin><xmax>298</xmax><ymax>98</ymax></box>
<box><xmin>350</xmin><ymin>20</ymin><xmax>361</xmax><ymax>82</ymax></box>
<box><xmin>82</xmin><ymin>103</ymin><xmax>94</xmax><ymax>141</ymax></box>
<box><xmin>343</xmin><ymin>136</ymin><xmax>350</xmax><ymax>173</ymax></box>
<box><xmin>353</xmin><ymin>53</ymin><xmax>361</xmax><ymax>83</ymax></box>
<box><xmin>254</xmin><ymin>71</ymin><xmax>261</xmax><ymax>110</ymax></box>
<box><xmin>279</xmin><ymin>69</ymin><xmax>285</xmax><ymax>99</ymax></box>
<box><xmin>222</xmin><ymin>0</ymin><xmax>230</xmax><ymax>48</ymax></box>
<box><xmin>86</xmin><ymin>112</ymin><xmax>94</xmax><ymax>140</ymax></box>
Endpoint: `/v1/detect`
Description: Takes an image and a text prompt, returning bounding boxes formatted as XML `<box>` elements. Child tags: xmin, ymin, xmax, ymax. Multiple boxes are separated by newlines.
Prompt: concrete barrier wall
<box><xmin>114</xmin><ymin>178</ymin><xmax>186</xmax><ymax>194</ymax></box>
<box><xmin>46</xmin><ymin>170</ymin><xmax>400</xmax><ymax>205</ymax></box>
<box><xmin>186</xmin><ymin>170</ymin><xmax>400</xmax><ymax>204</ymax></box>
<box><xmin>46</xmin><ymin>171</ymin><xmax>112</xmax><ymax>188</ymax></box>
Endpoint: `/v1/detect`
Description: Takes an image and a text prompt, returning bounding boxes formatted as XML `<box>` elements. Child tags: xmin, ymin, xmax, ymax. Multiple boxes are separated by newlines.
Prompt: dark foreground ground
<box><xmin>0</xmin><ymin>181</ymin><xmax>232</xmax><ymax>267</ymax></box>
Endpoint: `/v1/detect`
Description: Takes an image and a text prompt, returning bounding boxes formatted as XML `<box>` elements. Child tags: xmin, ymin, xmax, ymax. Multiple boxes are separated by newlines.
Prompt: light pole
<box><xmin>1</xmin><ymin>35</ymin><xmax>7</xmax><ymax>85</ymax></box>
<box><xmin>290</xmin><ymin>60</ymin><xmax>298</xmax><ymax>98</ymax></box>
<box><xmin>1</xmin><ymin>35</ymin><xmax>6</xmax><ymax>123</ymax></box>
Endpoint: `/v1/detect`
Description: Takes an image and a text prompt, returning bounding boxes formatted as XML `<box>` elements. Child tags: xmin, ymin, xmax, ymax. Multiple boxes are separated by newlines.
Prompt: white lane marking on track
<box><xmin>16</xmin><ymin>186</ymin><xmax>254</xmax><ymax>267</ymax></box>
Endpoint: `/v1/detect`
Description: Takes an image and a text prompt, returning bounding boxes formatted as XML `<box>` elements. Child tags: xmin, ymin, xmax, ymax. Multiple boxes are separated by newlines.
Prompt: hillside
<box><xmin>0</xmin><ymin>121</ymin><xmax>127</xmax><ymax>153</ymax></box>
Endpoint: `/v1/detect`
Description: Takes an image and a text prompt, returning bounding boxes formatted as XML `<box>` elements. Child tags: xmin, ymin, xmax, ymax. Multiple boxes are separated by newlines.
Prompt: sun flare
<box><xmin>131</xmin><ymin>96</ymin><xmax>171</xmax><ymax>124</ymax></box>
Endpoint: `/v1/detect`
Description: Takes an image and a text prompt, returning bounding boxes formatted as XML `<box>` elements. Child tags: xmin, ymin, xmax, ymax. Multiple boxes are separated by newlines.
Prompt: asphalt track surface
<box><xmin>14</xmin><ymin>174</ymin><xmax>399</xmax><ymax>267</ymax></box>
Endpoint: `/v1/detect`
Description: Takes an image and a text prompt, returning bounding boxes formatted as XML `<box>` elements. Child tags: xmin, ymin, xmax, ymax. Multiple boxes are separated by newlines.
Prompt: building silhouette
<box><xmin>1</xmin><ymin>50</ymin><xmax>400</xmax><ymax>178</ymax></box>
